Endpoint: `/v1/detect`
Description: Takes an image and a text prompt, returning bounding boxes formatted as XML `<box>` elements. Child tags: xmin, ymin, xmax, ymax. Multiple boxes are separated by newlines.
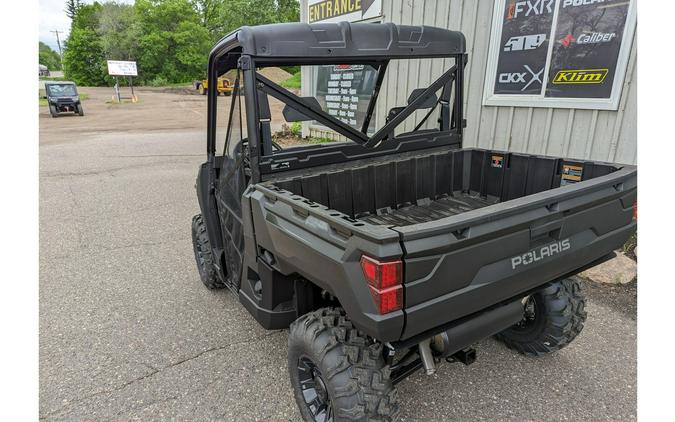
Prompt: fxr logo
<box><xmin>511</xmin><ymin>239</ymin><xmax>571</xmax><ymax>269</ymax></box>
<box><xmin>507</xmin><ymin>0</ymin><xmax>554</xmax><ymax>19</ymax></box>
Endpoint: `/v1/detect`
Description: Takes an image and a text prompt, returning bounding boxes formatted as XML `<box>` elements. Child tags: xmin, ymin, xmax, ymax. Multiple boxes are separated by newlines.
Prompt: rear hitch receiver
<box><xmin>446</xmin><ymin>347</ymin><xmax>476</xmax><ymax>366</ymax></box>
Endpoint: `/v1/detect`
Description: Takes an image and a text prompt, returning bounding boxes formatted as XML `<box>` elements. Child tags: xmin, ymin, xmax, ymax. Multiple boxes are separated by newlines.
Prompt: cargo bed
<box><xmin>270</xmin><ymin>148</ymin><xmax>620</xmax><ymax>227</ymax></box>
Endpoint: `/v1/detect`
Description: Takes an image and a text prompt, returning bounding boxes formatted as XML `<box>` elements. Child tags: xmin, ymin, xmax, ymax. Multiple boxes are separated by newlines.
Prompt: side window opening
<box><xmin>223</xmin><ymin>71</ymin><xmax>247</xmax><ymax>159</ymax></box>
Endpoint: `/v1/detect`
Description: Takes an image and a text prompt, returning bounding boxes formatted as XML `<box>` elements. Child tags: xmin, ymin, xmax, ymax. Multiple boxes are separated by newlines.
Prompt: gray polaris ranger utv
<box><xmin>191</xmin><ymin>22</ymin><xmax>637</xmax><ymax>421</ymax></box>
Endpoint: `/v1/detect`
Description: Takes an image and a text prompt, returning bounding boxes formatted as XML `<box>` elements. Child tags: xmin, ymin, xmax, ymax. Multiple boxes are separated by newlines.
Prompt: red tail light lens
<box><xmin>633</xmin><ymin>201</ymin><xmax>637</xmax><ymax>221</ymax></box>
<box><xmin>360</xmin><ymin>255</ymin><xmax>403</xmax><ymax>314</ymax></box>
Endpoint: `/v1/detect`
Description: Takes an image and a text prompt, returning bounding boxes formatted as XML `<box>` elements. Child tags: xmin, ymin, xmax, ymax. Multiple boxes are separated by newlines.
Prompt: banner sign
<box><xmin>484</xmin><ymin>0</ymin><xmax>635</xmax><ymax>110</ymax></box>
<box><xmin>107</xmin><ymin>60</ymin><xmax>138</xmax><ymax>77</ymax></box>
<box><xmin>308</xmin><ymin>0</ymin><xmax>381</xmax><ymax>23</ymax></box>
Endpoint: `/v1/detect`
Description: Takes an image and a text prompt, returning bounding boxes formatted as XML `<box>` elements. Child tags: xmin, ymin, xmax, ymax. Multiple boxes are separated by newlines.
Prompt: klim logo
<box><xmin>552</xmin><ymin>69</ymin><xmax>608</xmax><ymax>84</ymax></box>
<box><xmin>511</xmin><ymin>239</ymin><xmax>571</xmax><ymax>270</ymax></box>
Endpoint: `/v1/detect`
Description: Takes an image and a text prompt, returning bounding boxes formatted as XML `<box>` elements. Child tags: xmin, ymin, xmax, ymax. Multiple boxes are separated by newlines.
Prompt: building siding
<box><xmin>299</xmin><ymin>0</ymin><xmax>637</xmax><ymax>165</ymax></box>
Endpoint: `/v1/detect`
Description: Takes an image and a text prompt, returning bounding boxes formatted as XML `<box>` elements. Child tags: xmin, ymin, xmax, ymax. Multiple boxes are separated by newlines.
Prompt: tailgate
<box><xmin>395</xmin><ymin>166</ymin><xmax>636</xmax><ymax>341</ymax></box>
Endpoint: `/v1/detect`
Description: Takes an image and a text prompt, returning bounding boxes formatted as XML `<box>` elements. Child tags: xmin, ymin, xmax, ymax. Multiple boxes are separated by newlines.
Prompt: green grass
<box><xmin>280</xmin><ymin>72</ymin><xmax>301</xmax><ymax>89</ymax></box>
<box><xmin>40</xmin><ymin>76</ymin><xmax>68</xmax><ymax>82</ymax></box>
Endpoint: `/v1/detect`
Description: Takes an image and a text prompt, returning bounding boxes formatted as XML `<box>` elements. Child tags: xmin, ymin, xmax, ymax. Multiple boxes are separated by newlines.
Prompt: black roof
<box><xmin>210</xmin><ymin>22</ymin><xmax>466</xmax><ymax>62</ymax></box>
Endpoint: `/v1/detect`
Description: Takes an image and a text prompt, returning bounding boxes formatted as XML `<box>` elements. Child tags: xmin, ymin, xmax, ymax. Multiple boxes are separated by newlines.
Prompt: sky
<box><xmin>39</xmin><ymin>0</ymin><xmax>134</xmax><ymax>51</ymax></box>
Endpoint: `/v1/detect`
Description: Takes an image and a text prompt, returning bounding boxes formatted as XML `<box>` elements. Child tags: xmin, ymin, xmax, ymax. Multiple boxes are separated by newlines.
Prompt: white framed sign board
<box><xmin>107</xmin><ymin>60</ymin><xmax>138</xmax><ymax>77</ymax></box>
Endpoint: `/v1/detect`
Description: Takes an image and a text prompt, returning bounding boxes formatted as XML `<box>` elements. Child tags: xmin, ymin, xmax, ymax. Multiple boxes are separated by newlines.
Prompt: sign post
<box><xmin>107</xmin><ymin>60</ymin><xmax>138</xmax><ymax>103</ymax></box>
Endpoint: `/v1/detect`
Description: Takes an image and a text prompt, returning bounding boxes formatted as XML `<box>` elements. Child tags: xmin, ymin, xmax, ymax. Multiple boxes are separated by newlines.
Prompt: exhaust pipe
<box><xmin>431</xmin><ymin>299</ymin><xmax>524</xmax><ymax>358</ymax></box>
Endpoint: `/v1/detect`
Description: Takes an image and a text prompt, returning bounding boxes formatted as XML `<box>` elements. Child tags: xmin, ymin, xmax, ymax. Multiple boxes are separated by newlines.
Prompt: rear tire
<box><xmin>191</xmin><ymin>214</ymin><xmax>224</xmax><ymax>289</ymax></box>
<box><xmin>288</xmin><ymin>307</ymin><xmax>399</xmax><ymax>422</ymax></box>
<box><xmin>495</xmin><ymin>277</ymin><xmax>586</xmax><ymax>356</ymax></box>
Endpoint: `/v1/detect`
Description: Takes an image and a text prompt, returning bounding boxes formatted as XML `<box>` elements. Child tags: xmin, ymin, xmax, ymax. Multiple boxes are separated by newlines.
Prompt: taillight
<box><xmin>360</xmin><ymin>255</ymin><xmax>403</xmax><ymax>314</ymax></box>
<box><xmin>633</xmin><ymin>201</ymin><xmax>637</xmax><ymax>221</ymax></box>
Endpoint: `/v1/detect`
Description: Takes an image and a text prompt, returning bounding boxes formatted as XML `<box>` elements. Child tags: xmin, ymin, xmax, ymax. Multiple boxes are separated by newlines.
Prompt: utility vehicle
<box><xmin>191</xmin><ymin>22</ymin><xmax>637</xmax><ymax>421</ymax></box>
<box><xmin>194</xmin><ymin>73</ymin><xmax>234</xmax><ymax>95</ymax></box>
<box><xmin>44</xmin><ymin>81</ymin><xmax>84</xmax><ymax>117</ymax></box>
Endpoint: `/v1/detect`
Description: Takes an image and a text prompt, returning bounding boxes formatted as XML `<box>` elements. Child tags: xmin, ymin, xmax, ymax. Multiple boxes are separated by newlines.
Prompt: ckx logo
<box><xmin>511</xmin><ymin>239</ymin><xmax>571</xmax><ymax>270</ymax></box>
<box><xmin>507</xmin><ymin>0</ymin><xmax>554</xmax><ymax>20</ymax></box>
<box><xmin>498</xmin><ymin>65</ymin><xmax>544</xmax><ymax>91</ymax></box>
<box><xmin>504</xmin><ymin>34</ymin><xmax>547</xmax><ymax>52</ymax></box>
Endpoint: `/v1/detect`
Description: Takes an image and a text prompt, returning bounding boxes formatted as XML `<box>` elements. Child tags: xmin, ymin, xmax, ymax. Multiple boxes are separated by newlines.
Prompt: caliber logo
<box><xmin>577</xmin><ymin>32</ymin><xmax>617</xmax><ymax>44</ymax></box>
<box><xmin>558</xmin><ymin>33</ymin><xmax>575</xmax><ymax>47</ymax></box>
<box><xmin>507</xmin><ymin>0</ymin><xmax>554</xmax><ymax>19</ymax></box>
<box><xmin>511</xmin><ymin>239</ymin><xmax>571</xmax><ymax>270</ymax></box>
<box><xmin>552</xmin><ymin>69</ymin><xmax>608</xmax><ymax>84</ymax></box>
<box><xmin>504</xmin><ymin>34</ymin><xmax>547</xmax><ymax>52</ymax></box>
<box><xmin>499</xmin><ymin>65</ymin><xmax>544</xmax><ymax>91</ymax></box>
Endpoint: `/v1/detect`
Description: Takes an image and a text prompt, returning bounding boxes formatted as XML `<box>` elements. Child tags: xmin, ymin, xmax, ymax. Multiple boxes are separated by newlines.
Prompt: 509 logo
<box><xmin>552</xmin><ymin>69</ymin><xmax>608</xmax><ymax>84</ymax></box>
<box><xmin>511</xmin><ymin>239</ymin><xmax>571</xmax><ymax>270</ymax></box>
<box><xmin>498</xmin><ymin>65</ymin><xmax>544</xmax><ymax>91</ymax></box>
<box><xmin>504</xmin><ymin>34</ymin><xmax>546</xmax><ymax>52</ymax></box>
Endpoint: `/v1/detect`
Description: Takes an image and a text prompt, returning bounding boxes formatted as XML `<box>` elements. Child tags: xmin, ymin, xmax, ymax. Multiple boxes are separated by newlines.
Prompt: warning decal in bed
<box><xmin>561</xmin><ymin>164</ymin><xmax>583</xmax><ymax>185</ymax></box>
<box><xmin>491</xmin><ymin>155</ymin><xmax>504</xmax><ymax>168</ymax></box>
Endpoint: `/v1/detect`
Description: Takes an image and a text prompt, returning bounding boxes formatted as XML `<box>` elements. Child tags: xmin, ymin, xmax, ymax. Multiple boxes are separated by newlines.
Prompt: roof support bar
<box><xmin>364</xmin><ymin>65</ymin><xmax>457</xmax><ymax>148</ymax></box>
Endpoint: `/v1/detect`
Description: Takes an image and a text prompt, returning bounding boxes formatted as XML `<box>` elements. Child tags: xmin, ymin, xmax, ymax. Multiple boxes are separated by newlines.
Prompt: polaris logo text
<box><xmin>511</xmin><ymin>239</ymin><xmax>571</xmax><ymax>269</ymax></box>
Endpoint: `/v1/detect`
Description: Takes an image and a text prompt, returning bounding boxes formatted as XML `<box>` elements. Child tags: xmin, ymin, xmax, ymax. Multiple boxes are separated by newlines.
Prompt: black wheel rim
<box><xmin>297</xmin><ymin>356</ymin><xmax>334</xmax><ymax>422</ymax></box>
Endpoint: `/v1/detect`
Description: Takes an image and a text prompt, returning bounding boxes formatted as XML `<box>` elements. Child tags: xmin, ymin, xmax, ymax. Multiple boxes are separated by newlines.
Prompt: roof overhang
<box><xmin>209</xmin><ymin>22</ymin><xmax>466</xmax><ymax>67</ymax></box>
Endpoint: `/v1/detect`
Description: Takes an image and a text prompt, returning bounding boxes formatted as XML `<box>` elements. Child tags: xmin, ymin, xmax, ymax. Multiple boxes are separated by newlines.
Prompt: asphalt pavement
<box><xmin>39</xmin><ymin>102</ymin><xmax>636</xmax><ymax>421</ymax></box>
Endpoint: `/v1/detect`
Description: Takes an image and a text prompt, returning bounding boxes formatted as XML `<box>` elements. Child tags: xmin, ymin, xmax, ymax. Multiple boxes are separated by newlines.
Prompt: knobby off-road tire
<box><xmin>191</xmin><ymin>214</ymin><xmax>225</xmax><ymax>290</ymax></box>
<box><xmin>495</xmin><ymin>277</ymin><xmax>586</xmax><ymax>357</ymax></box>
<box><xmin>288</xmin><ymin>308</ymin><xmax>399</xmax><ymax>422</ymax></box>
<box><xmin>49</xmin><ymin>104</ymin><xmax>58</xmax><ymax>117</ymax></box>
<box><xmin>77</xmin><ymin>104</ymin><xmax>84</xmax><ymax>116</ymax></box>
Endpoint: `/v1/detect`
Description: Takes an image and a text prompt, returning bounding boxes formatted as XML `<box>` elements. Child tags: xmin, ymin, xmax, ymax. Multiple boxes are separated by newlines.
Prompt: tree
<box><xmin>191</xmin><ymin>0</ymin><xmax>225</xmax><ymax>37</ymax></box>
<box><xmin>98</xmin><ymin>2</ymin><xmax>140</xmax><ymax>60</ymax></box>
<box><xmin>65</xmin><ymin>0</ymin><xmax>83</xmax><ymax>20</ymax></box>
<box><xmin>135</xmin><ymin>0</ymin><xmax>212</xmax><ymax>83</ymax></box>
<box><xmin>63</xmin><ymin>3</ymin><xmax>107</xmax><ymax>86</ymax></box>
<box><xmin>39</xmin><ymin>42</ymin><xmax>62</xmax><ymax>71</ymax></box>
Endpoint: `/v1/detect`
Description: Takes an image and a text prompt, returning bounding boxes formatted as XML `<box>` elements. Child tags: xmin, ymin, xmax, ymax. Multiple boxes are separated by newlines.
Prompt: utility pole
<box><xmin>50</xmin><ymin>30</ymin><xmax>64</xmax><ymax>71</ymax></box>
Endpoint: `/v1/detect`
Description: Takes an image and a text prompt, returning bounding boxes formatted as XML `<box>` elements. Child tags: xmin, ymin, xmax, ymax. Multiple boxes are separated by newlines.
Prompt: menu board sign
<box><xmin>315</xmin><ymin>64</ymin><xmax>377</xmax><ymax>130</ymax></box>
<box><xmin>484</xmin><ymin>0</ymin><xmax>635</xmax><ymax>110</ymax></box>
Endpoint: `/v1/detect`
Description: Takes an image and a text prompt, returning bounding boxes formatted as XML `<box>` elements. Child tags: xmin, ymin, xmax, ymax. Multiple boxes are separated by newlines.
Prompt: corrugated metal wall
<box><xmin>300</xmin><ymin>0</ymin><xmax>637</xmax><ymax>165</ymax></box>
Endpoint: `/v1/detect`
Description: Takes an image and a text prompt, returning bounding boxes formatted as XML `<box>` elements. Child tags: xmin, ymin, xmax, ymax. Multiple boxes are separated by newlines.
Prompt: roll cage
<box><xmin>206</xmin><ymin>22</ymin><xmax>467</xmax><ymax>183</ymax></box>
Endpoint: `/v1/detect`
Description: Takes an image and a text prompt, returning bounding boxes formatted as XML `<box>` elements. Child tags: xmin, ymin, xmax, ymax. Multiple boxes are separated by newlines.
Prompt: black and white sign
<box><xmin>315</xmin><ymin>64</ymin><xmax>377</xmax><ymax>130</ymax></box>
<box><xmin>106</xmin><ymin>60</ymin><xmax>137</xmax><ymax>77</ymax></box>
<box><xmin>484</xmin><ymin>0</ymin><xmax>635</xmax><ymax>110</ymax></box>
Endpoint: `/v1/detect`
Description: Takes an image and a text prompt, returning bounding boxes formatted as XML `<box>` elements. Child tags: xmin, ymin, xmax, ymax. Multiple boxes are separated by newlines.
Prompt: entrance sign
<box><xmin>107</xmin><ymin>60</ymin><xmax>138</xmax><ymax>77</ymax></box>
<box><xmin>483</xmin><ymin>0</ymin><xmax>636</xmax><ymax>110</ymax></box>
<box><xmin>307</xmin><ymin>0</ymin><xmax>382</xmax><ymax>23</ymax></box>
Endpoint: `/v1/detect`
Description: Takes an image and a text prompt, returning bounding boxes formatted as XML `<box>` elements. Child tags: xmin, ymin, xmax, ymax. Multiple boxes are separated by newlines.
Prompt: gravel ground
<box><xmin>39</xmin><ymin>90</ymin><xmax>636</xmax><ymax>421</ymax></box>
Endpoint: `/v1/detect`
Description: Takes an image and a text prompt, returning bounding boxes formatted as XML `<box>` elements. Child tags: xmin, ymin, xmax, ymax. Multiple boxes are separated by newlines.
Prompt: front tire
<box><xmin>495</xmin><ymin>277</ymin><xmax>587</xmax><ymax>356</ymax></box>
<box><xmin>49</xmin><ymin>104</ymin><xmax>58</xmax><ymax>117</ymax></box>
<box><xmin>198</xmin><ymin>84</ymin><xmax>206</xmax><ymax>95</ymax></box>
<box><xmin>191</xmin><ymin>214</ymin><xmax>224</xmax><ymax>289</ymax></box>
<box><xmin>76</xmin><ymin>103</ymin><xmax>84</xmax><ymax>116</ymax></box>
<box><xmin>288</xmin><ymin>308</ymin><xmax>399</xmax><ymax>422</ymax></box>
